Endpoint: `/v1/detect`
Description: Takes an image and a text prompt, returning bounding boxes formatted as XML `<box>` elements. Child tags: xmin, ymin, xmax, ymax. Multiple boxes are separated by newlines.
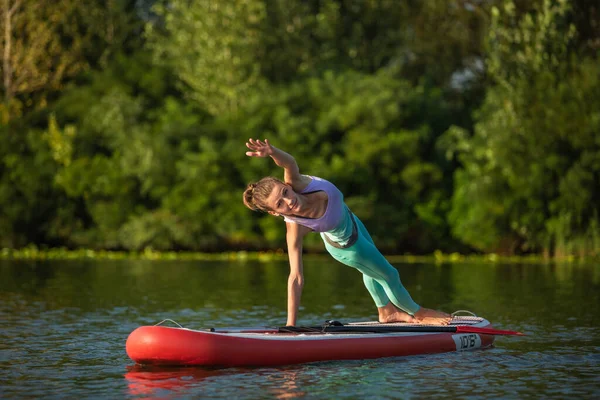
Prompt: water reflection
<box><xmin>268</xmin><ymin>369</ymin><xmax>307</xmax><ymax>399</ymax></box>
<box><xmin>125</xmin><ymin>365</ymin><xmax>307</xmax><ymax>399</ymax></box>
<box><xmin>125</xmin><ymin>365</ymin><xmax>234</xmax><ymax>396</ymax></box>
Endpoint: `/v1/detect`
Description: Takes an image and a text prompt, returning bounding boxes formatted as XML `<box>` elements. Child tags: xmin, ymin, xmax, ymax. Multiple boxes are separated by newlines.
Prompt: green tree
<box><xmin>0</xmin><ymin>123</ymin><xmax>61</xmax><ymax>247</ymax></box>
<box><xmin>48</xmin><ymin>50</ymin><xmax>198</xmax><ymax>250</ymax></box>
<box><xmin>147</xmin><ymin>0</ymin><xmax>492</xmax><ymax>113</ymax></box>
<box><xmin>446</xmin><ymin>0</ymin><xmax>600</xmax><ymax>256</ymax></box>
<box><xmin>0</xmin><ymin>0</ymin><xmax>138</xmax><ymax>119</ymax></box>
<box><xmin>144</xmin><ymin>0</ymin><xmax>488</xmax><ymax>253</ymax></box>
<box><xmin>0</xmin><ymin>1</ymin><xmax>153</xmax><ymax>249</ymax></box>
<box><xmin>147</xmin><ymin>0</ymin><xmax>268</xmax><ymax>116</ymax></box>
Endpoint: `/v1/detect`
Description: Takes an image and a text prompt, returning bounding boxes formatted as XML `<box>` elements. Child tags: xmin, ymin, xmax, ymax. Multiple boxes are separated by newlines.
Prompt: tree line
<box><xmin>1</xmin><ymin>0</ymin><xmax>598</xmax><ymax>257</ymax></box>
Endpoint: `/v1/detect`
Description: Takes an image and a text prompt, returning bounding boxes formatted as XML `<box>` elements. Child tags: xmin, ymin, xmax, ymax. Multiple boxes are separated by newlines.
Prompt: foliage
<box><xmin>0</xmin><ymin>0</ymin><xmax>597</xmax><ymax>258</ymax></box>
<box><xmin>148</xmin><ymin>0</ymin><xmax>268</xmax><ymax>116</ymax></box>
<box><xmin>0</xmin><ymin>0</ymin><xmax>141</xmax><ymax>118</ymax></box>
<box><xmin>446</xmin><ymin>0</ymin><xmax>600</xmax><ymax>256</ymax></box>
<box><xmin>0</xmin><ymin>124</ymin><xmax>61</xmax><ymax>247</ymax></box>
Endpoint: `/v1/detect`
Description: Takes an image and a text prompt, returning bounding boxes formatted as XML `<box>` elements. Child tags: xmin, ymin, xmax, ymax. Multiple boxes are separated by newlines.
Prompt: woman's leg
<box><xmin>355</xmin><ymin>218</ymin><xmax>415</xmax><ymax>321</ymax></box>
<box><xmin>324</xmin><ymin>240</ymin><xmax>389</xmax><ymax>306</ymax></box>
<box><xmin>350</xmin><ymin>240</ymin><xmax>421</xmax><ymax>315</ymax></box>
<box><xmin>324</xmin><ymin>234</ymin><xmax>418</xmax><ymax>311</ymax></box>
<box><xmin>355</xmin><ymin>216</ymin><xmax>375</xmax><ymax>245</ymax></box>
<box><xmin>361</xmin><ymin>275</ymin><xmax>389</xmax><ymax>307</ymax></box>
<box><xmin>325</xmin><ymin>216</ymin><xmax>450</xmax><ymax>324</ymax></box>
<box><xmin>326</xmin><ymin>246</ymin><xmax>414</xmax><ymax>323</ymax></box>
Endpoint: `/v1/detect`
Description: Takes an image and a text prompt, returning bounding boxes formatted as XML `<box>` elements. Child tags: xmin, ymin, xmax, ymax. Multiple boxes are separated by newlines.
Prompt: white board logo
<box><xmin>452</xmin><ymin>333</ymin><xmax>482</xmax><ymax>351</ymax></box>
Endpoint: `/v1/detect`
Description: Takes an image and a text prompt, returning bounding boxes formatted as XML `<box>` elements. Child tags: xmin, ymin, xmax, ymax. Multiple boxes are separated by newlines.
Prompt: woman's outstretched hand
<box><xmin>245</xmin><ymin>138</ymin><xmax>274</xmax><ymax>157</ymax></box>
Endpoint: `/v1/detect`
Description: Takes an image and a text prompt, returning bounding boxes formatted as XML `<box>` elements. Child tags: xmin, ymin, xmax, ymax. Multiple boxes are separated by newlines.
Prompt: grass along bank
<box><xmin>1</xmin><ymin>246</ymin><xmax>593</xmax><ymax>264</ymax></box>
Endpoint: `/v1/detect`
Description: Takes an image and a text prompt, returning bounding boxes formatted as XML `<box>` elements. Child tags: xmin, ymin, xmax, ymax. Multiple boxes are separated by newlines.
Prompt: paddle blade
<box><xmin>455</xmin><ymin>325</ymin><xmax>525</xmax><ymax>336</ymax></box>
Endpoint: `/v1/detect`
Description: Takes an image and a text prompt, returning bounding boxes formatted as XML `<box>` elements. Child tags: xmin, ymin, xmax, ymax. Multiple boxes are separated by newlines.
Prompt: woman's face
<box><xmin>264</xmin><ymin>182</ymin><xmax>301</xmax><ymax>216</ymax></box>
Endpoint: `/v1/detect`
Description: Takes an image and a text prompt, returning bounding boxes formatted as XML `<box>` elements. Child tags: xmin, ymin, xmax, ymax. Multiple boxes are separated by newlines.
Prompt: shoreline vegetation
<box><xmin>1</xmin><ymin>247</ymin><xmax>591</xmax><ymax>264</ymax></box>
<box><xmin>2</xmin><ymin>1</ymin><xmax>598</xmax><ymax>259</ymax></box>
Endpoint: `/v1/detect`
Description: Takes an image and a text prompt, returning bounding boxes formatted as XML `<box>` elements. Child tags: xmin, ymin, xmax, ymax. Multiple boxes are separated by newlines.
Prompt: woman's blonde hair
<box><xmin>243</xmin><ymin>176</ymin><xmax>283</xmax><ymax>212</ymax></box>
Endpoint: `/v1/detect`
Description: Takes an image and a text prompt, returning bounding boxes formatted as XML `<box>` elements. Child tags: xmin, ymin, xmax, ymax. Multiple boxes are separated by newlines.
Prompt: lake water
<box><xmin>1</xmin><ymin>258</ymin><xmax>599</xmax><ymax>399</ymax></box>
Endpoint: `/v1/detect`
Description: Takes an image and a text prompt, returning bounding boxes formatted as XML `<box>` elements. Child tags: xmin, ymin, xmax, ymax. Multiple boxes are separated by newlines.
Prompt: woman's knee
<box><xmin>379</xmin><ymin>266</ymin><xmax>399</xmax><ymax>283</ymax></box>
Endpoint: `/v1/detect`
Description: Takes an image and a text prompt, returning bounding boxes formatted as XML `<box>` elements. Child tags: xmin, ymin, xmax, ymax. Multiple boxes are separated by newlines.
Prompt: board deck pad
<box><xmin>346</xmin><ymin>316</ymin><xmax>485</xmax><ymax>328</ymax></box>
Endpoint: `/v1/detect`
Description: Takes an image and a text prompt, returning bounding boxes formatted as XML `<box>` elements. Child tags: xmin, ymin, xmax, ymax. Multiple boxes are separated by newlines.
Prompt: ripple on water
<box><xmin>2</xmin><ymin>260</ymin><xmax>600</xmax><ymax>399</ymax></box>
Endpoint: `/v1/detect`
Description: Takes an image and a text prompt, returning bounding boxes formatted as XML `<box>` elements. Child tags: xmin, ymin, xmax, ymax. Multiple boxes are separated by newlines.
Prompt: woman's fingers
<box><xmin>247</xmin><ymin>139</ymin><xmax>262</xmax><ymax>148</ymax></box>
<box><xmin>246</xmin><ymin>142</ymin><xmax>261</xmax><ymax>151</ymax></box>
<box><xmin>245</xmin><ymin>138</ymin><xmax>271</xmax><ymax>157</ymax></box>
<box><xmin>248</xmin><ymin>138</ymin><xmax>270</xmax><ymax>146</ymax></box>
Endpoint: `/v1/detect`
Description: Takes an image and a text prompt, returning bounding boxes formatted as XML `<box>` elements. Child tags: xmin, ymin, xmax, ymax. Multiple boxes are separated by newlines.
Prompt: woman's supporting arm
<box><xmin>285</xmin><ymin>221</ymin><xmax>312</xmax><ymax>326</ymax></box>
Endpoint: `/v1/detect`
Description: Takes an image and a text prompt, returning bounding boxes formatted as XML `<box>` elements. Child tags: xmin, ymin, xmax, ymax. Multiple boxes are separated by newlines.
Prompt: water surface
<box><xmin>1</xmin><ymin>258</ymin><xmax>598</xmax><ymax>398</ymax></box>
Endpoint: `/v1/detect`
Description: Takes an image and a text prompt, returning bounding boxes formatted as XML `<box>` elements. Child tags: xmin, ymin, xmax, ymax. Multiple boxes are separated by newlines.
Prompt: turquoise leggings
<box><xmin>322</xmin><ymin>216</ymin><xmax>421</xmax><ymax>315</ymax></box>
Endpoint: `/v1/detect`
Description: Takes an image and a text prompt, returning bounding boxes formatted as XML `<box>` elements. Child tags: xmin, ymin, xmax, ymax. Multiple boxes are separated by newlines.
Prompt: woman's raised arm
<box><xmin>245</xmin><ymin>139</ymin><xmax>311</xmax><ymax>191</ymax></box>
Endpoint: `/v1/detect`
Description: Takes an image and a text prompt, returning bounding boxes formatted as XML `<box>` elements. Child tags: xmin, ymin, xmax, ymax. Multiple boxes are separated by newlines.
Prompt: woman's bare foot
<box><xmin>414</xmin><ymin>308</ymin><xmax>452</xmax><ymax>325</ymax></box>
<box><xmin>378</xmin><ymin>303</ymin><xmax>417</xmax><ymax>323</ymax></box>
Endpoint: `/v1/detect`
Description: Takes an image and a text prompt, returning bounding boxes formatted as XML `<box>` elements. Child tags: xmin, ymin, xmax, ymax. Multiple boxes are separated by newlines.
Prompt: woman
<box><xmin>243</xmin><ymin>138</ymin><xmax>451</xmax><ymax>326</ymax></box>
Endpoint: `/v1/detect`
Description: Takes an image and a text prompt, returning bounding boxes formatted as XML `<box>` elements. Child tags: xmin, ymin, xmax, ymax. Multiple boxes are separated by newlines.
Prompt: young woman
<box><xmin>243</xmin><ymin>138</ymin><xmax>451</xmax><ymax>326</ymax></box>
